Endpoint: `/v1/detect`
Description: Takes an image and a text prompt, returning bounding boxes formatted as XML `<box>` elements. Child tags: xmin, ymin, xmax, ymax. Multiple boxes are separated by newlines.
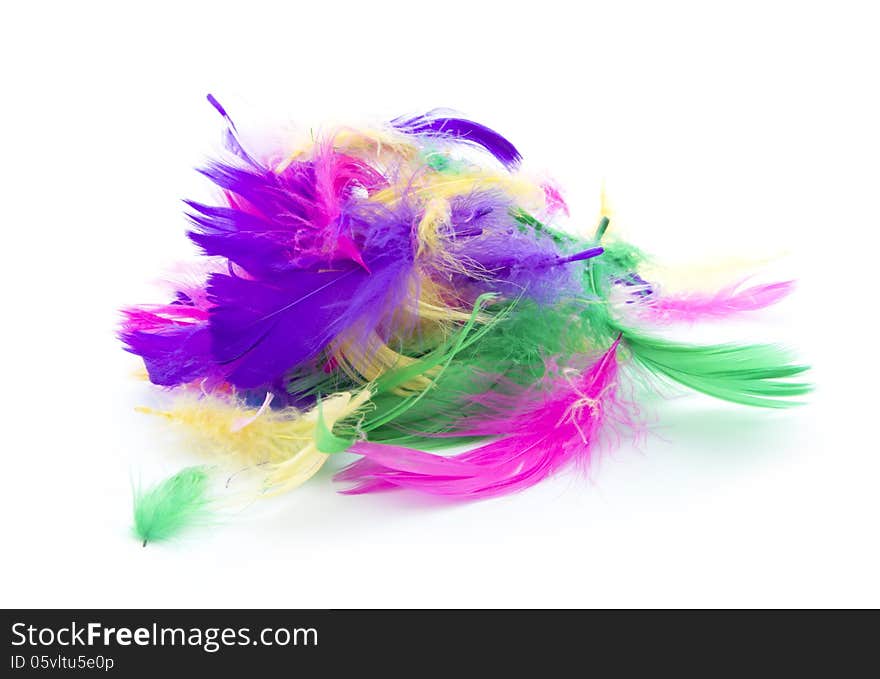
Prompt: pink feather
<box><xmin>311</xmin><ymin>143</ymin><xmax>386</xmax><ymax>271</ymax></box>
<box><xmin>336</xmin><ymin>337</ymin><xmax>625</xmax><ymax>498</ymax></box>
<box><xmin>633</xmin><ymin>280</ymin><xmax>794</xmax><ymax>324</ymax></box>
<box><xmin>542</xmin><ymin>182</ymin><xmax>570</xmax><ymax>217</ymax></box>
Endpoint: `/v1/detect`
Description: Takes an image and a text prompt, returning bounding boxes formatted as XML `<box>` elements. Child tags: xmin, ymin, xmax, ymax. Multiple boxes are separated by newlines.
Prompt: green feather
<box><xmin>618</xmin><ymin>329</ymin><xmax>811</xmax><ymax>407</ymax></box>
<box><xmin>132</xmin><ymin>467</ymin><xmax>212</xmax><ymax>546</ymax></box>
<box><xmin>362</xmin><ymin>299</ymin><xmax>604</xmax><ymax>447</ymax></box>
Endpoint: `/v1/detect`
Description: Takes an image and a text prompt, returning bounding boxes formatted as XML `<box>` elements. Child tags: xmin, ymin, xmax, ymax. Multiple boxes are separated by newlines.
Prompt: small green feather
<box><xmin>132</xmin><ymin>466</ymin><xmax>213</xmax><ymax>546</ymax></box>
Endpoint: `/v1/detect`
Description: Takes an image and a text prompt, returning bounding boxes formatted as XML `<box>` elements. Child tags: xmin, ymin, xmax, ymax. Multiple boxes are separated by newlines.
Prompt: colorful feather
<box><xmin>118</xmin><ymin>95</ymin><xmax>810</xmax><ymax>542</ymax></box>
<box><xmin>336</xmin><ymin>338</ymin><xmax>624</xmax><ymax>497</ymax></box>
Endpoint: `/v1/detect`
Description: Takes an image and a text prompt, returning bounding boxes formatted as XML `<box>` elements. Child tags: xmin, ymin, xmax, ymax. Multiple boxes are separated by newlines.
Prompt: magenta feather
<box><xmin>336</xmin><ymin>337</ymin><xmax>625</xmax><ymax>498</ymax></box>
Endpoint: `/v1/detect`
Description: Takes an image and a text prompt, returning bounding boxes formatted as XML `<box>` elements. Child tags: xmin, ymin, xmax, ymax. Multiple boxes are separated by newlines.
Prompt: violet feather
<box><xmin>393</xmin><ymin>110</ymin><xmax>522</xmax><ymax>169</ymax></box>
<box><xmin>207</xmin><ymin>201</ymin><xmax>417</xmax><ymax>389</ymax></box>
<box><xmin>121</xmin><ymin>322</ymin><xmax>215</xmax><ymax>387</ymax></box>
<box><xmin>442</xmin><ymin>191</ymin><xmax>600</xmax><ymax>302</ymax></box>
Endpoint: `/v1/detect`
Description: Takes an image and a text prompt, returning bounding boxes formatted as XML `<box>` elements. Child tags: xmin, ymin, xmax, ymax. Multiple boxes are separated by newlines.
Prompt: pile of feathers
<box><xmin>121</xmin><ymin>95</ymin><xmax>809</xmax><ymax>545</ymax></box>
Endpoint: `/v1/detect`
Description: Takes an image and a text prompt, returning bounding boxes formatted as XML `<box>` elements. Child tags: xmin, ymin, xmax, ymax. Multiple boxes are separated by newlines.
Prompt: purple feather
<box><xmin>122</xmin><ymin>324</ymin><xmax>214</xmax><ymax>386</ymax></box>
<box><xmin>206</xmin><ymin>93</ymin><xmax>261</xmax><ymax>167</ymax></box>
<box><xmin>207</xmin><ymin>202</ymin><xmax>417</xmax><ymax>389</ymax></box>
<box><xmin>188</xmin><ymin>154</ymin><xmax>383</xmax><ymax>274</ymax></box>
<box><xmin>393</xmin><ymin>110</ymin><xmax>522</xmax><ymax>169</ymax></box>
<box><xmin>441</xmin><ymin>191</ymin><xmax>599</xmax><ymax>302</ymax></box>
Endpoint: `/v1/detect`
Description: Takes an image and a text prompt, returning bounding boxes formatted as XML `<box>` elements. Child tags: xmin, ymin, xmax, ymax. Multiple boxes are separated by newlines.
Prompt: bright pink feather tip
<box><xmin>636</xmin><ymin>280</ymin><xmax>795</xmax><ymax>324</ymax></box>
<box><xmin>336</xmin><ymin>337</ymin><xmax>625</xmax><ymax>498</ymax></box>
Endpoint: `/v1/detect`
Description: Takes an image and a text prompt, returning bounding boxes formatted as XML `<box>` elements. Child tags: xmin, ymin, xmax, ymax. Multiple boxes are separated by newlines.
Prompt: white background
<box><xmin>1</xmin><ymin>1</ymin><xmax>877</xmax><ymax>608</ymax></box>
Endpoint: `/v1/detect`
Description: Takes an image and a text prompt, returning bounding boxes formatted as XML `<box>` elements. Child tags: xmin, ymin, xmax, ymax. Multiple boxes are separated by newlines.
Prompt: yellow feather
<box><xmin>330</xmin><ymin>127</ymin><xmax>421</xmax><ymax>168</ymax></box>
<box><xmin>416</xmin><ymin>197</ymin><xmax>450</xmax><ymax>257</ymax></box>
<box><xmin>137</xmin><ymin>389</ymin><xmax>371</xmax><ymax>495</ymax></box>
<box><xmin>599</xmin><ymin>180</ymin><xmax>613</xmax><ymax>219</ymax></box>
<box><xmin>371</xmin><ymin>170</ymin><xmax>543</xmax><ymax>208</ymax></box>
<box><xmin>333</xmin><ymin>332</ymin><xmax>437</xmax><ymax>395</ymax></box>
